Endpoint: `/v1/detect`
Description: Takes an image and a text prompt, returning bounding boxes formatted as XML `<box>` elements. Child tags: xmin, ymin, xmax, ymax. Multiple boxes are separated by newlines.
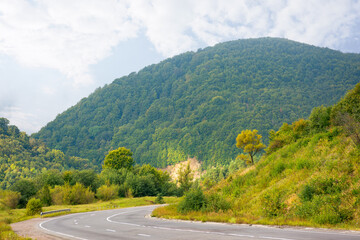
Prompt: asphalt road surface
<box><xmin>39</xmin><ymin>205</ymin><xmax>360</xmax><ymax>240</ymax></box>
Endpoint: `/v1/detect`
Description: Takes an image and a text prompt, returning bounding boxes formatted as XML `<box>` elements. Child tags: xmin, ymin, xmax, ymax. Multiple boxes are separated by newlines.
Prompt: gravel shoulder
<box><xmin>11</xmin><ymin>218</ymin><xmax>65</xmax><ymax>240</ymax></box>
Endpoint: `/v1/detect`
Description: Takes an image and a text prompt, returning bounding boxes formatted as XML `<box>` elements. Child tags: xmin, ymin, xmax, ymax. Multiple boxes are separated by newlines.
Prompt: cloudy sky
<box><xmin>1</xmin><ymin>0</ymin><xmax>360</xmax><ymax>134</ymax></box>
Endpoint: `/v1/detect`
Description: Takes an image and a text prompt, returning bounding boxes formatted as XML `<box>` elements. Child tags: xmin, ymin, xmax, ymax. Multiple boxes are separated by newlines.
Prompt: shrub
<box><xmin>296</xmin><ymin>186</ymin><xmax>353</xmax><ymax>224</ymax></box>
<box><xmin>292</xmin><ymin>119</ymin><xmax>310</xmax><ymax>133</ymax></box>
<box><xmin>299</xmin><ymin>178</ymin><xmax>342</xmax><ymax>203</ymax></box>
<box><xmin>67</xmin><ymin>183</ymin><xmax>94</xmax><ymax>205</ymax></box>
<box><xmin>37</xmin><ymin>185</ymin><xmax>52</xmax><ymax>206</ymax></box>
<box><xmin>26</xmin><ymin>198</ymin><xmax>42</xmax><ymax>216</ymax></box>
<box><xmin>155</xmin><ymin>193</ymin><xmax>165</xmax><ymax>204</ymax></box>
<box><xmin>125</xmin><ymin>174</ymin><xmax>157</xmax><ymax>197</ymax></box>
<box><xmin>309</xmin><ymin>105</ymin><xmax>332</xmax><ymax>130</ymax></box>
<box><xmin>205</xmin><ymin>193</ymin><xmax>231</xmax><ymax>212</ymax></box>
<box><xmin>36</xmin><ymin>169</ymin><xmax>64</xmax><ymax>187</ymax></box>
<box><xmin>10</xmin><ymin>179</ymin><xmax>37</xmax><ymax>208</ymax></box>
<box><xmin>262</xmin><ymin>190</ymin><xmax>286</xmax><ymax>217</ymax></box>
<box><xmin>270</xmin><ymin>162</ymin><xmax>286</xmax><ymax>177</ymax></box>
<box><xmin>96</xmin><ymin>184</ymin><xmax>119</xmax><ymax>201</ymax></box>
<box><xmin>0</xmin><ymin>190</ymin><xmax>21</xmax><ymax>209</ymax></box>
<box><xmin>51</xmin><ymin>184</ymin><xmax>71</xmax><ymax>205</ymax></box>
<box><xmin>313</xmin><ymin>207</ymin><xmax>341</xmax><ymax>225</ymax></box>
<box><xmin>299</xmin><ymin>184</ymin><xmax>316</xmax><ymax>202</ymax></box>
<box><xmin>51</xmin><ymin>183</ymin><xmax>94</xmax><ymax>205</ymax></box>
<box><xmin>177</xmin><ymin>187</ymin><xmax>207</xmax><ymax>213</ymax></box>
<box><xmin>295</xmin><ymin>195</ymin><xmax>322</xmax><ymax>218</ymax></box>
<box><xmin>296</xmin><ymin>158</ymin><xmax>313</xmax><ymax>170</ymax></box>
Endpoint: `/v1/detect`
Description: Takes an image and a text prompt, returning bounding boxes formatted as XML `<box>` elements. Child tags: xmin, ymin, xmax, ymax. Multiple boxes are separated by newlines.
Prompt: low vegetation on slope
<box><xmin>153</xmin><ymin>83</ymin><xmax>360</xmax><ymax>229</ymax></box>
<box><xmin>34</xmin><ymin>38</ymin><xmax>360</xmax><ymax>168</ymax></box>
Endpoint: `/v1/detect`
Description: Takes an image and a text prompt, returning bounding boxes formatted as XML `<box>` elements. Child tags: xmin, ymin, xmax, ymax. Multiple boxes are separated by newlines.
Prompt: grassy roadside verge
<box><xmin>0</xmin><ymin>197</ymin><xmax>180</xmax><ymax>240</ymax></box>
<box><xmin>152</xmin><ymin>204</ymin><xmax>360</xmax><ymax>231</ymax></box>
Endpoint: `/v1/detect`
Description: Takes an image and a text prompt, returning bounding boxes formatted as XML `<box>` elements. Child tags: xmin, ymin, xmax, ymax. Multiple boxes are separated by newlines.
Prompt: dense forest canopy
<box><xmin>33</xmin><ymin>38</ymin><xmax>360</xmax><ymax>168</ymax></box>
<box><xmin>0</xmin><ymin>118</ymin><xmax>95</xmax><ymax>189</ymax></box>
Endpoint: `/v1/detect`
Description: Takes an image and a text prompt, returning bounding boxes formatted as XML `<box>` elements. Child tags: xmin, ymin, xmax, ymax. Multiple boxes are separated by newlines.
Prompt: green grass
<box><xmin>154</xmin><ymin>131</ymin><xmax>360</xmax><ymax>231</ymax></box>
<box><xmin>0</xmin><ymin>196</ymin><xmax>179</xmax><ymax>240</ymax></box>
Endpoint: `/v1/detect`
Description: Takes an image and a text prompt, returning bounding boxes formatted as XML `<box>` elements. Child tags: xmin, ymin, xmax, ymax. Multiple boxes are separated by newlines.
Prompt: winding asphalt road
<box><xmin>39</xmin><ymin>205</ymin><xmax>360</xmax><ymax>240</ymax></box>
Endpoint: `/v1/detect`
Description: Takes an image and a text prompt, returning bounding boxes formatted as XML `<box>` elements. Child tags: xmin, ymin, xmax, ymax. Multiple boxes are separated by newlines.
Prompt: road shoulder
<box><xmin>11</xmin><ymin>217</ymin><xmax>65</xmax><ymax>240</ymax></box>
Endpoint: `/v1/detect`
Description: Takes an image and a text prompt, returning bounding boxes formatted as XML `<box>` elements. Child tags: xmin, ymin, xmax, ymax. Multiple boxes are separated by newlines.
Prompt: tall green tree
<box><xmin>103</xmin><ymin>147</ymin><xmax>134</xmax><ymax>170</ymax></box>
<box><xmin>178</xmin><ymin>163</ymin><xmax>193</xmax><ymax>194</ymax></box>
<box><xmin>10</xmin><ymin>179</ymin><xmax>37</xmax><ymax>208</ymax></box>
<box><xmin>236</xmin><ymin>129</ymin><xmax>265</xmax><ymax>165</ymax></box>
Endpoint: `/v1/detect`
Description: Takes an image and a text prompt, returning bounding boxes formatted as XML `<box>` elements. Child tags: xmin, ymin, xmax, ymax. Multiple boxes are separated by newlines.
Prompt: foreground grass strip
<box><xmin>152</xmin><ymin>204</ymin><xmax>360</xmax><ymax>231</ymax></box>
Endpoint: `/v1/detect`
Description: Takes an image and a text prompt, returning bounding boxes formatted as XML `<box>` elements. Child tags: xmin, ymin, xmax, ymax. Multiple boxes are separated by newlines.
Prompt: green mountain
<box><xmin>0</xmin><ymin>118</ymin><xmax>95</xmax><ymax>189</ymax></box>
<box><xmin>33</xmin><ymin>38</ymin><xmax>360</xmax><ymax>168</ymax></box>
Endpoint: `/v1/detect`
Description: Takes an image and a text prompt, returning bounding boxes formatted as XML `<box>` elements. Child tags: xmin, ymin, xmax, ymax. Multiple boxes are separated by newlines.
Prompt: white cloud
<box><xmin>0</xmin><ymin>0</ymin><xmax>139</xmax><ymax>87</ymax></box>
<box><xmin>0</xmin><ymin>106</ymin><xmax>40</xmax><ymax>133</ymax></box>
<box><xmin>125</xmin><ymin>0</ymin><xmax>360</xmax><ymax>56</ymax></box>
<box><xmin>0</xmin><ymin>0</ymin><xmax>359</xmax><ymax>87</ymax></box>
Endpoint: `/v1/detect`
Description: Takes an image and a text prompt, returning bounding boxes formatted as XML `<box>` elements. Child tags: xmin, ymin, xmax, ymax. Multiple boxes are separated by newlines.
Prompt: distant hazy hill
<box><xmin>33</xmin><ymin>38</ymin><xmax>360</xmax><ymax>167</ymax></box>
<box><xmin>0</xmin><ymin>118</ymin><xmax>94</xmax><ymax>189</ymax></box>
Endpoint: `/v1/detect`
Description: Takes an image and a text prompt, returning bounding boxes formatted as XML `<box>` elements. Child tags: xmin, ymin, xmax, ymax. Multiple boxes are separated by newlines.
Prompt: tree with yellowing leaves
<box><xmin>236</xmin><ymin>129</ymin><xmax>265</xmax><ymax>165</ymax></box>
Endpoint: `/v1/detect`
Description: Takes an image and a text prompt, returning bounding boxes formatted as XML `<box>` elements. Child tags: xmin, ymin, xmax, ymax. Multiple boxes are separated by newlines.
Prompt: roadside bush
<box><xmin>313</xmin><ymin>206</ymin><xmax>341</xmax><ymax>225</ymax></box>
<box><xmin>0</xmin><ymin>190</ymin><xmax>21</xmax><ymax>209</ymax></box>
<box><xmin>51</xmin><ymin>184</ymin><xmax>71</xmax><ymax>205</ymax></box>
<box><xmin>296</xmin><ymin>195</ymin><xmax>323</xmax><ymax>218</ymax></box>
<box><xmin>26</xmin><ymin>198</ymin><xmax>42</xmax><ymax>216</ymax></box>
<box><xmin>296</xmin><ymin>178</ymin><xmax>353</xmax><ymax>224</ymax></box>
<box><xmin>155</xmin><ymin>193</ymin><xmax>165</xmax><ymax>204</ymax></box>
<box><xmin>96</xmin><ymin>184</ymin><xmax>119</xmax><ymax>201</ymax></box>
<box><xmin>205</xmin><ymin>193</ymin><xmax>231</xmax><ymax>212</ymax></box>
<box><xmin>177</xmin><ymin>187</ymin><xmax>207</xmax><ymax>213</ymax></box>
<box><xmin>67</xmin><ymin>183</ymin><xmax>94</xmax><ymax>205</ymax></box>
<box><xmin>36</xmin><ymin>185</ymin><xmax>52</xmax><ymax>206</ymax></box>
<box><xmin>296</xmin><ymin>195</ymin><xmax>352</xmax><ymax>225</ymax></box>
<box><xmin>51</xmin><ymin>183</ymin><xmax>94</xmax><ymax>205</ymax></box>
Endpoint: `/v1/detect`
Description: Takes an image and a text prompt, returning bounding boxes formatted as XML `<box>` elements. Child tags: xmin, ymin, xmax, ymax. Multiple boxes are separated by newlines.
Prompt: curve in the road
<box><xmin>39</xmin><ymin>205</ymin><xmax>360</xmax><ymax>240</ymax></box>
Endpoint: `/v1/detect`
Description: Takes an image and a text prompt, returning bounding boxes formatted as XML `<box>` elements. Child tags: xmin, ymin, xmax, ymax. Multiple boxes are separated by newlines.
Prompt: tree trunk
<box><xmin>249</xmin><ymin>154</ymin><xmax>254</xmax><ymax>165</ymax></box>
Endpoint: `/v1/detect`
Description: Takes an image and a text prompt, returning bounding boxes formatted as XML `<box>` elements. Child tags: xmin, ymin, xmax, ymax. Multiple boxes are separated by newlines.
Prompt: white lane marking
<box><xmin>84</xmin><ymin>225</ymin><xmax>91</xmax><ymax>228</ymax></box>
<box><xmin>260</xmin><ymin>237</ymin><xmax>293</xmax><ymax>240</ymax></box>
<box><xmin>90</xmin><ymin>214</ymin><xmax>96</xmax><ymax>216</ymax></box>
<box><xmin>272</xmin><ymin>227</ymin><xmax>360</xmax><ymax>237</ymax></box>
<box><xmin>39</xmin><ymin>218</ymin><xmax>88</xmax><ymax>240</ymax></box>
<box><xmin>228</xmin><ymin>233</ymin><xmax>255</xmax><ymax>238</ymax></box>
<box><xmin>108</xmin><ymin>210</ymin><xmax>257</xmax><ymax>238</ymax></box>
<box><xmin>106</xmin><ymin>229</ymin><xmax>116</xmax><ymax>232</ymax></box>
<box><xmin>138</xmin><ymin>234</ymin><xmax>151</xmax><ymax>237</ymax></box>
<box><xmin>38</xmin><ymin>206</ymin><xmax>153</xmax><ymax>240</ymax></box>
<box><xmin>106</xmin><ymin>207</ymin><xmax>293</xmax><ymax>239</ymax></box>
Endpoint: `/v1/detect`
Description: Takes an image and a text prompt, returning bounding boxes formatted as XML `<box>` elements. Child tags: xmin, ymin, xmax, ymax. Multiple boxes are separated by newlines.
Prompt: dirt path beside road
<box><xmin>11</xmin><ymin>218</ymin><xmax>64</xmax><ymax>240</ymax></box>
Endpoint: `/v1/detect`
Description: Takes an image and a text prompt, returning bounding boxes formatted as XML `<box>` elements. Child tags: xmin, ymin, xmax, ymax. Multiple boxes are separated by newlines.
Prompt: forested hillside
<box><xmin>33</xmin><ymin>38</ymin><xmax>360</xmax><ymax>167</ymax></box>
<box><xmin>0</xmin><ymin>118</ymin><xmax>95</xmax><ymax>189</ymax></box>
